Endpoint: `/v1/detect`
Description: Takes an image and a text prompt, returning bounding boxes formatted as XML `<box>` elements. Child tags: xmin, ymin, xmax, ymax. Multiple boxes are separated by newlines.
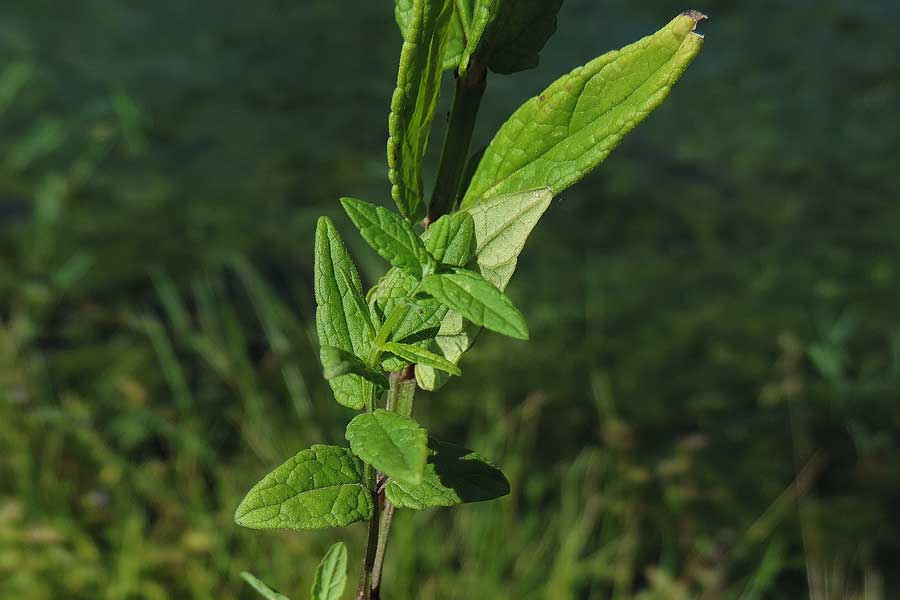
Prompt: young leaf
<box><xmin>420</xmin><ymin>269</ymin><xmax>529</xmax><ymax>340</ymax></box>
<box><xmin>345</xmin><ymin>409</ymin><xmax>428</xmax><ymax>485</ymax></box>
<box><xmin>320</xmin><ymin>346</ymin><xmax>389</xmax><ymax>390</ymax></box>
<box><xmin>424</xmin><ymin>211</ymin><xmax>475</xmax><ymax>267</ymax></box>
<box><xmin>340</xmin><ymin>197</ymin><xmax>430</xmax><ymax>277</ymax></box>
<box><xmin>382</xmin><ymin>341</ymin><xmax>462</xmax><ymax>376</ymax></box>
<box><xmin>315</xmin><ymin>217</ymin><xmax>376</xmax><ymax>410</ymax></box>
<box><xmin>383</xmin><ymin>188</ymin><xmax>552</xmax><ymax>389</ymax></box>
<box><xmin>414</xmin><ymin>312</ymin><xmax>478</xmax><ymax>391</ymax></box>
<box><xmin>395</xmin><ymin>0</ymin><xmax>470</xmax><ymax>71</ymax></box>
<box><xmin>234</xmin><ymin>445</ymin><xmax>373</xmax><ymax>530</ymax></box>
<box><xmin>388</xmin><ymin>0</ymin><xmax>454</xmax><ymax>221</ymax></box>
<box><xmin>240</xmin><ymin>572</ymin><xmax>291</xmax><ymax>600</ymax></box>
<box><xmin>385</xmin><ymin>438</ymin><xmax>510</xmax><ymax>510</ymax></box>
<box><xmin>370</xmin><ymin>268</ymin><xmax>448</xmax><ymax>343</ymax></box>
<box><xmin>460</xmin><ymin>0</ymin><xmax>564</xmax><ymax>75</ymax></box>
<box><xmin>462</xmin><ymin>11</ymin><xmax>705</xmax><ymax>206</ymax></box>
<box><xmin>310</xmin><ymin>542</ymin><xmax>348</xmax><ymax>600</ymax></box>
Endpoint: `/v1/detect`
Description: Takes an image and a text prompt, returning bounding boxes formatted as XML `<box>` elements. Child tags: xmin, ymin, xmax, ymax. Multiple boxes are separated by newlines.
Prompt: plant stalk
<box><xmin>426</xmin><ymin>60</ymin><xmax>487</xmax><ymax>226</ymax></box>
<box><xmin>357</xmin><ymin>365</ymin><xmax>416</xmax><ymax>599</ymax></box>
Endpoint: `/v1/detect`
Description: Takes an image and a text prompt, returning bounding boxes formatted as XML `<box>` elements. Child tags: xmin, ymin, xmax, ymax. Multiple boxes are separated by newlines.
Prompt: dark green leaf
<box><xmin>319</xmin><ymin>346</ymin><xmax>389</xmax><ymax>390</ymax></box>
<box><xmin>340</xmin><ymin>197</ymin><xmax>430</xmax><ymax>277</ymax></box>
<box><xmin>420</xmin><ymin>269</ymin><xmax>529</xmax><ymax>340</ymax></box>
<box><xmin>424</xmin><ymin>211</ymin><xmax>475</xmax><ymax>267</ymax></box>
<box><xmin>385</xmin><ymin>438</ymin><xmax>510</xmax><ymax>509</ymax></box>
<box><xmin>234</xmin><ymin>445</ymin><xmax>373</xmax><ymax>530</ymax></box>
<box><xmin>382</xmin><ymin>341</ymin><xmax>462</xmax><ymax>376</ymax></box>
<box><xmin>345</xmin><ymin>410</ymin><xmax>428</xmax><ymax>485</ymax></box>
<box><xmin>314</xmin><ymin>217</ymin><xmax>376</xmax><ymax>410</ymax></box>
<box><xmin>461</xmin><ymin>0</ymin><xmax>564</xmax><ymax>75</ymax></box>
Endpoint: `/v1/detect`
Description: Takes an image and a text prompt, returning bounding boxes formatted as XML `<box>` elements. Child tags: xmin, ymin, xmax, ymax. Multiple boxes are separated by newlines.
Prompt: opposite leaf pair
<box><xmin>234</xmin><ymin>440</ymin><xmax>509</xmax><ymax>531</ymax></box>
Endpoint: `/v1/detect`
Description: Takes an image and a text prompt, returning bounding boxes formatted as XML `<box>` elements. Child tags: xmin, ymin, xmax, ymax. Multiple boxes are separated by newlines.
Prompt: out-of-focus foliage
<box><xmin>1</xmin><ymin>0</ymin><xmax>899</xmax><ymax>598</ymax></box>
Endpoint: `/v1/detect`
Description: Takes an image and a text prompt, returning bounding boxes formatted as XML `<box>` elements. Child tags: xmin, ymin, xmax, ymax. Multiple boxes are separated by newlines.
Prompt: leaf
<box><xmin>240</xmin><ymin>572</ymin><xmax>291</xmax><ymax>600</ymax></box>
<box><xmin>392</xmin><ymin>189</ymin><xmax>553</xmax><ymax>389</ymax></box>
<box><xmin>345</xmin><ymin>410</ymin><xmax>428</xmax><ymax>485</ymax></box>
<box><xmin>466</xmin><ymin>187</ymin><xmax>553</xmax><ymax>288</ymax></box>
<box><xmin>340</xmin><ymin>197</ymin><xmax>430</xmax><ymax>277</ymax></box>
<box><xmin>424</xmin><ymin>211</ymin><xmax>475</xmax><ymax>267</ymax></box>
<box><xmin>368</xmin><ymin>268</ymin><xmax>441</xmax><ymax>372</ymax></box>
<box><xmin>420</xmin><ymin>269</ymin><xmax>529</xmax><ymax>340</ymax></box>
<box><xmin>388</xmin><ymin>0</ymin><xmax>454</xmax><ymax>221</ymax></box>
<box><xmin>462</xmin><ymin>11</ymin><xmax>706</xmax><ymax>206</ymax></box>
<box><xmin>460</xmin><ymin>0</ymin><xmax>564</xmax><ymax>75</ymax></box>
<box><xmin>396</xmin><ymin>0</ymin><xmax>471</xmax><ymax>71</ymax></box>
<box><xmin>315</xmin><ymin>217</ymin><xmax>376</xmax><ymax>410</ymax></box>
<box><xmin>319</xmin><ymin>346</ymin><xmax>389</xmax><ymax>390</ymax></box>
<box><xmin>310</xmin><ymin>542</ymin><xmax>348</xmax><ymax>600</ymax></box>
<box><xmin>234</xmin><ymin>445</ymin><xmax>373</xmax><ymax>530</ymax></box>
<box><xmin>385</xmin><ymin>438</ymin><xmax>510</xmax><ymax>510</ymax></box>
<box><xmin>382</xmin><ymin>341</ymin><xmax>462</xmax><ymax>376</ymax></box>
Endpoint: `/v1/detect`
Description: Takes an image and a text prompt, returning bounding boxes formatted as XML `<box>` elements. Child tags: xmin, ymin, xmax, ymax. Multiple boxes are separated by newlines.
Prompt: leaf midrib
<box><xmin>479</xmin><ymin>36</ymin><xmax>689</xmax><ymax>200</ymax></box>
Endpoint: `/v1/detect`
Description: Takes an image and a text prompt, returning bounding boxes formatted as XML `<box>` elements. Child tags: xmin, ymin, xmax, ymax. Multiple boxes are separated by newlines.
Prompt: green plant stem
<box><xmin>426</xmin><ymin>60</ymin><xmax>487</xmax><ymax>226</ymax></box>
<box><xmin>357</xmin><ymin>365</ymin><xmax>416</xmax><ymax>600</ymax></box>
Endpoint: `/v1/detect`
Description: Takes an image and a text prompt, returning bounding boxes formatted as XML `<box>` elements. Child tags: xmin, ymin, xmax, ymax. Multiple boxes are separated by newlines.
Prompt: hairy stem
<box><xmin>357</xmin><ymin>365</ymin><xmax>416</xmax><ymax>599</ymax></box>
<box><xmin>426</xmin><ymin>60</ymin><xmax>487</xmax><ymax>226</ymax></box>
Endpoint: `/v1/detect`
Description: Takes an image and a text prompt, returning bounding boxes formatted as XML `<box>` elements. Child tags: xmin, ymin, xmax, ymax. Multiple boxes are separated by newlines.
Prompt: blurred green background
<box><xmin>2</xmin><ymin>1</ymin><xmax>898</xmax><ymax>598</ymax></box>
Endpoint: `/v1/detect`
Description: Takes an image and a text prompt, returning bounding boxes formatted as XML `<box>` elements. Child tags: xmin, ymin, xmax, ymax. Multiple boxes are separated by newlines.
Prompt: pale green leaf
<box><xmin>385</xmin><ymin>438</ymin><xmax>510</xmax><ymax>510</ymax></box>
<box><xmin>460</xmin><ymin>0</ymin><xmax>564</xmax><ymax>75</ymax></box>
<box><xmin>424</xmin><ymin>211</ymin><xmax>475</xmax><ymax>267</ymax></box>
<box><xmin>414</xmin><ymin>311</ymin><xmax>479</xmax><ymax>391</ymax></box>
<box><xmin>388</xmin><ymin>0</ymin><xmax>454</xmax><ymax>221</ymax></box>
<box><xmin>314</xmin><ymin>217</ymin><xmax>376</xmax><ymax>410</ymax></box>
<box><xmin>340</xmin><ymin>197</ymin><xmax>430</xmax><ymax>277</ymax></box>
<box><xmin>310</xmin><ymin>542</ymin><xmax>348</xmax><ymax>600</ymax></box>
<box><xmin>240</xmin><ymin>572</ymin><xmax>291</xmax><ymax>600</ymax></box>
<box><xmin>319</xmin><ymin>346</ymin><xmax>389</xmax><ymax>390</ymax></box>
<box><xmin>421</xmin><ymin>269</ymin><xmax>528</xmax><ymax>340</ymax></box>
<box><xmin>462</xmin><ymin>11</ymin><xmax>706</xmax><ymax>206</ymax></box>
<box><xmin>234</xmin><ymin>445</ymin><xmax>373</xmax><ymax>530</ymax></box>
<box><xmin>345</xmin><ymin>410</ymin><xmax>428</xmax><ymax>485</ymax></box>
<box><xmin>382</xmin><ymin>341</ymin><xmax>461</xmax><ymax>376</ymax></box>
<box><xmin>465</xmin><ymin>187</ymin><xmax>553</xmax><ymax>288</ymax></box>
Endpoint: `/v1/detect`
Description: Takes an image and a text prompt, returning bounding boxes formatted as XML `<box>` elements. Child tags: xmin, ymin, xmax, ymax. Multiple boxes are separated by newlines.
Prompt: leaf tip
<box><xmin>679</xmin><ymin>9</ymin><xmax>708</xmax><ymax>38</ymax></box>
<box><xmin>233</xmin><ymin>497</ymin><xmax>252</xmax><ymax>528</ymax></box>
